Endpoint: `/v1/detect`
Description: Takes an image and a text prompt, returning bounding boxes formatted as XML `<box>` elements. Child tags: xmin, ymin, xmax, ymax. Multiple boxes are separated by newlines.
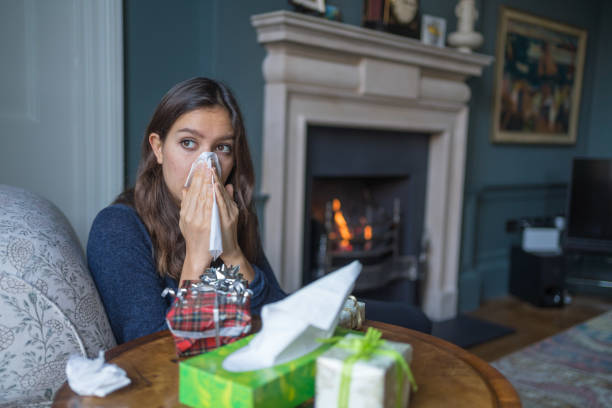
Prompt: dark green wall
<box><xmin>124</xmin><ymin>0</ymin><xmax>363</xmax><ymax>188</ymax></box>
<box><xmin>124</xmin><ymin>0</ymin><xmax>612</xmax><ymax>310</ymax></box>
<box><xmin>457</xmin><ymin>0</ymin><xmax>609</xmax><ymax>311</ymax></box>
<box><xmin>124</xmin><ymin>0</ymin><xmax>210</xmax><ymax>185</ymax></box>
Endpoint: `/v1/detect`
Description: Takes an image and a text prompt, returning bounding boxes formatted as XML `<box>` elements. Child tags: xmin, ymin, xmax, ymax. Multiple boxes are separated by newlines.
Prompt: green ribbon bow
<box><xmin>320</xmin><ymin>327</ymin><xmax>417</xmax><ymax>408</ymax></box>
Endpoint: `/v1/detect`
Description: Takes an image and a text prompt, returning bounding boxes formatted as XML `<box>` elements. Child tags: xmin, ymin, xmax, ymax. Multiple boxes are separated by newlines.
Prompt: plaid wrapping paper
<box><xmin>166</xmin><ymin>284</ymin><xmax>251</xmax><ymax>357</ymax></box>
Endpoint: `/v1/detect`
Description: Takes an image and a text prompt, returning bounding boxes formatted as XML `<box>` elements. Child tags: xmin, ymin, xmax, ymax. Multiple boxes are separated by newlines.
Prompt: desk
<box><xmin>53</xmin><ymin>320</ymin><xmax>520</xmax><ymax>407</ymax></box>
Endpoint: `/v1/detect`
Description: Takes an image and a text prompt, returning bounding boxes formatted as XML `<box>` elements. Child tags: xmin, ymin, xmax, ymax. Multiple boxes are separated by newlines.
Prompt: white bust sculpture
<box><xmin>447</xmin><ymin>0</ymin><xmax>484</xmax><ymax>53</ymax></box>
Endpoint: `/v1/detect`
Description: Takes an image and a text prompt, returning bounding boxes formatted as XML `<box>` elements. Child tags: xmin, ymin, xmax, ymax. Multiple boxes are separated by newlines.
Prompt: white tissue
<box><xmin>184</xmin><ymin>152</ymin><xmax>223</xmax><ymax>260</ymax></box>
<box><xmin>66</xmin><ymin>351</ymin><xmax>131</xmax><ymax>397</ymax></box>
<box><xmin>222</xmin><ymin>260</ymin><xmax>362</xmax><ymax>372</ymax></box>
<box><xmin>184</xmin><ymin>152</ymin><xmax>222</xmax><ymax>188</ymax></box>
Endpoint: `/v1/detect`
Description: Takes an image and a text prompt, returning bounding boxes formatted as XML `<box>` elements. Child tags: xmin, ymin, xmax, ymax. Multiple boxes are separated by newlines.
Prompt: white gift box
<box><xmin>315</xmin><ymin>334</ymin><xmax>413</xmax><ymax>408</ymax></box>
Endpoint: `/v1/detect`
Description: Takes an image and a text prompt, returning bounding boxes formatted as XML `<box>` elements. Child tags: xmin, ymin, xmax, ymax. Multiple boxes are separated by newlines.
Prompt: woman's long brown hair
<box><xmin>115</xmin><ymin>78</ymin><xmax>259</xmax><ymax>280</ymax></box>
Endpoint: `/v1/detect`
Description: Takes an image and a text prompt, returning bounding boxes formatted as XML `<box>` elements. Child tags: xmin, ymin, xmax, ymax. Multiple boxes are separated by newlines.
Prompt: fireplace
<box><xmin>303</xmin><ymin>125</ymin><xmax>429</xmax><ymax>306</ymax></box>
<box><xmin>252</xmin><ymin>11</ymin><xmax>492</xmax><ymax>320</ymax></box>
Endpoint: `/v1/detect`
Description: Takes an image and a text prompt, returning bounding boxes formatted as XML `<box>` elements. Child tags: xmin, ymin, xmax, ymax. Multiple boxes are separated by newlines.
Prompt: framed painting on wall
<box><xmin>492</xmin><ymin>7</ymin><xmax>587</xmax><ymax>144</ymax></box>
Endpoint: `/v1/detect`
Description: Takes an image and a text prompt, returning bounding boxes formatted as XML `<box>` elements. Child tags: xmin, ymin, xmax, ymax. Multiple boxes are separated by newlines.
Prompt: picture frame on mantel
<box><xmin>491</xmin><ymin>7</ymin><xmax>587</xmax><ymax>144</ymax></box>
<box><xmin>421</xmin><ymin>14</ymin><xmax>446</xmax><ymax>47</ymax></box>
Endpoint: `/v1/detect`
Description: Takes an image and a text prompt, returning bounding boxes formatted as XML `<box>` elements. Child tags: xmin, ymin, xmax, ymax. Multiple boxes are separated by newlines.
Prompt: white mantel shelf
<box><xmin>252</xmin><ymin>11</ymin><xmax>492</xmax><ymax>78</ymax></box>
<box><xmin>252</xmin><ymin>11</ymin><xmax>492</xmax><ymax>321</ymax></box>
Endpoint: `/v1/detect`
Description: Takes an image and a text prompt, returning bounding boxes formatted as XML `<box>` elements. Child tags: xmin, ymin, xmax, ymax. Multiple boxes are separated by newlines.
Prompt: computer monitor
<box><xmin>565</xmin><ymin>158</ymin><xmax>612</xmax><ymax>253</ymax></box>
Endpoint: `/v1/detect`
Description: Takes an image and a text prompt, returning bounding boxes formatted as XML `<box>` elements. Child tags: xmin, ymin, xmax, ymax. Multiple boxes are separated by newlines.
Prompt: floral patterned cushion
<box><xmin>0</xmin><ymin>185</ymin><xmax>116</xmax><ymax>406</ymax></box>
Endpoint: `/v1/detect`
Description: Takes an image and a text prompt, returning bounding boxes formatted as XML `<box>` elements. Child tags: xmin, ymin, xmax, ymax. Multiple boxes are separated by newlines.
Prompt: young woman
<box><xmin>88</xmin><ymin>78</ymin><xmax>286</xmax><ymax>344</ymax></box>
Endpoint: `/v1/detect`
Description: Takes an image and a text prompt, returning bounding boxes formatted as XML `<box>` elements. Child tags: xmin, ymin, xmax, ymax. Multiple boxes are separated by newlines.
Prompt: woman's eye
<box><xmin>181</xmin><ymin>140</ymin><xmax>196</xmax><ymax>149</ymax></box>
<box><xmin>216</xmin><ymin>144</ymin><xmax>232</xmax><ymax>153</ymax></box>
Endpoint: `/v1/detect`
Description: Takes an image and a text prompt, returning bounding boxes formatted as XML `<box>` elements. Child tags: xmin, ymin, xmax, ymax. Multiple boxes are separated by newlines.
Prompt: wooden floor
<box><xmin>465</xmin><ymin>294</ymin><xmax>612</xmax><ymax>362</ymax></box>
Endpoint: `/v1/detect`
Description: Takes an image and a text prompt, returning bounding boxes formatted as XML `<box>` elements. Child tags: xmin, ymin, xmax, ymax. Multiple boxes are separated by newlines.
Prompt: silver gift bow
<box><xmin>338</xmin><ymin>295</ymin><xmax>365</xmax><ymax>330</ymax></box>
<box><xmin>162</xmin><ymin>264</ymin><xmax>253</xmax><ymax>347</ymax></box>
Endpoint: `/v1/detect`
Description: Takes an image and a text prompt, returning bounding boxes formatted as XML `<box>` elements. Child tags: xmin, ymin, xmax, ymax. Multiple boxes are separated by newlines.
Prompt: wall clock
<box><xmin>363</xmin><ymin>0</ymin><xmax>420</xmax><ymax>39</ymax></box>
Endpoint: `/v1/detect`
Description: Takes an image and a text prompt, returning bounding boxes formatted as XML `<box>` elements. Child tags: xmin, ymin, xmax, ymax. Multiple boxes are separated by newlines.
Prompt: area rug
<box><xmin>492</xmin><ymin>310</ymin><xmax>612</xmax><ymax>408</ymax></box>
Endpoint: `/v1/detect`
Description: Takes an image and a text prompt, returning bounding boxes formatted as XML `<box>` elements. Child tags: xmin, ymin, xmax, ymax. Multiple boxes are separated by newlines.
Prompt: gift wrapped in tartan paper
<box><xmin>164</xmin><ymin>265</ymin><xmax>253</xmax><ymax>357</ymax></box>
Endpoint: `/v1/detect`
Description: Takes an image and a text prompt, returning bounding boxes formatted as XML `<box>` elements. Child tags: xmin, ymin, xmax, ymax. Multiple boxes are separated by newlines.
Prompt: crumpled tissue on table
<box><xmin>222</xmin><ymin>260</ymin><xmax>362</xmax><ymax>372</ymax></box>
<box><xmin>184</xmin><ymin>151</ymin><xmax>223</xmax><ymax>260</ymax></box>
<box><xmin>66</xmin><ymin>351</ymin><xmax>131</xmax><ymax>397</ymax></box>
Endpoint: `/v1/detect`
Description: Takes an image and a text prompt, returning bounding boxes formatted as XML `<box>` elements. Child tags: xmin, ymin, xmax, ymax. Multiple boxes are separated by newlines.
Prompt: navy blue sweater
<box><xmin>87</xmin><ymin>204</ymin><xmax>286</xmax><ymax>344</ymax></box>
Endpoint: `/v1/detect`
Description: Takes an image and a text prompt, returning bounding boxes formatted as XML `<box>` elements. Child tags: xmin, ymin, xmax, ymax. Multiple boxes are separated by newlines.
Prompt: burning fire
<box><xmin>330</xmin><ymin>198</ymin><xmax>375</xmax><ymax>252</ymax></box>
<box><xmin>364</xmin><ymin>225</ymin><xmax>372</xmax><ymax>240</ymax></box>
<box><xmin>332</xmin><ymin>199</ymin><xmax>353</xmax><ymax>250</ymax></box>
<box><xmin>332</xmin><ymin>198</ymin><xmax>341</xmax><ymax>212</ymax></box>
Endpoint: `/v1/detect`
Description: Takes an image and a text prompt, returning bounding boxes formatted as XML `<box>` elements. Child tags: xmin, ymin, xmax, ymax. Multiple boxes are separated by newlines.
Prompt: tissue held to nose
<box><xmin>183</xmin><ymin>151</ymin><xmax>224</xmax><ymax>260</ymax></box>
<box><xmin>184</xmin><ymin>151</ymin><xmax>222</xmax><ymax>188</ymax></box>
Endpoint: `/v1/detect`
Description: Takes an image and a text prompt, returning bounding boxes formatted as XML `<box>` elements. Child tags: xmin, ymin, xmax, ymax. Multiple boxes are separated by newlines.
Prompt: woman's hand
<box><xmin>179</xmin><ymin>163</ymin><xmax>214</xmax><ymax>284</ymax></box>
<box><xmin>212</xmin><ymin>169</ymin><xmax>255</xmax><ymax>282</ymax></box>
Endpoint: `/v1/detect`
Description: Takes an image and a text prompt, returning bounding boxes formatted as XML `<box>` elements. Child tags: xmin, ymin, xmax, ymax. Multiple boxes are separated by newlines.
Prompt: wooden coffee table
<box><xmin>53</xmin><ymin>320</ymin><xmax>520</xmax><ymax>407</ymax></box>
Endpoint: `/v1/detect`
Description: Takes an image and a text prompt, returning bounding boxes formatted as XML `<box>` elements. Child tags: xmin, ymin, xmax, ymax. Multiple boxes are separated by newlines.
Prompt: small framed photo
<box><xmin>421</xmin><ymin>15</ymin><xmax>446</xmax><ymax>47</ymax></box>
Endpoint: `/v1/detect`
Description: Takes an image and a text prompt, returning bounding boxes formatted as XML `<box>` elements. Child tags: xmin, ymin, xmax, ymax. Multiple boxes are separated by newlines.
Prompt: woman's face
<box><xmin>149</xmin><ymin>106</ymin><xmax>235</xmax><ymax>203</ymax></box>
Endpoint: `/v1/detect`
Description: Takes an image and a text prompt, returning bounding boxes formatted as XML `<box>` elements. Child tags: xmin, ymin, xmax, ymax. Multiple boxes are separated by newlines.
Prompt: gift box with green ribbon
<box><xmin>179</xmin><ymin>331</ymin><xmax>340</xmax><ymax>408</ymax></box>
<box><xmin>315</xmin><ymin>328</ymin><xmax>417</xmax><ymax>408</ymax></box>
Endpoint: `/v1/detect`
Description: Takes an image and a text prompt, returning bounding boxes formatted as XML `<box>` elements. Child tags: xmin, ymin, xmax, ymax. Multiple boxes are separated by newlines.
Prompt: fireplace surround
<box><xmin>252</xmin><ymin>11</ymin><xmax>492</xmax><ymax>320</ymax></box>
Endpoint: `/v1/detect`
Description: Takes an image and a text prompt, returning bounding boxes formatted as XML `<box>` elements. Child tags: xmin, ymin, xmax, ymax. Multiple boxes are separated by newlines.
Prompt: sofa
<box><xmin>0</xmin><ymin>185</ymin><xmax>116</xmax><ymax>407</ymax></box>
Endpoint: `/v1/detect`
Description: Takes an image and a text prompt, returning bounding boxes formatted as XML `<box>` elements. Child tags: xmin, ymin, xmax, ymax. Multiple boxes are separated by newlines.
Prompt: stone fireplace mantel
<box><xmin>252</xmin><ymin>11</ymin><xmax>492</xmax><ymax>321</ymax></box>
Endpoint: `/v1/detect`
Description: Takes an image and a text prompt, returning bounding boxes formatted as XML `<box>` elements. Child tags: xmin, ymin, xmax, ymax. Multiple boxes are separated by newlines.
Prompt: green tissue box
<box><xmin>179</xmin><ymin>334</ymin><xmax>336</xmax><ymax>408</ymax></box>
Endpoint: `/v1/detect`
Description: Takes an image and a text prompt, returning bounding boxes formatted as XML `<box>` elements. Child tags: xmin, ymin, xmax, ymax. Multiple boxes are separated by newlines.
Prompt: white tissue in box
<box><xmin>315</xmin><ymin>334</ymin><xmax>413</xmax><ymax>408</ymax></box>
